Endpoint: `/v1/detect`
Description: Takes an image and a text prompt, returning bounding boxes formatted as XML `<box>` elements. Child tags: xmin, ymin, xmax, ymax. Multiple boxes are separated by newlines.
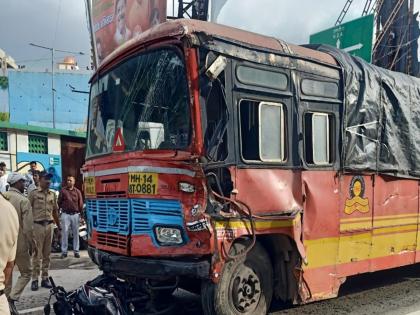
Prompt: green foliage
<box><xmin>0</xmin><ymin>113</ymin><xmax>9</xmax><ymax>122</ymax></box>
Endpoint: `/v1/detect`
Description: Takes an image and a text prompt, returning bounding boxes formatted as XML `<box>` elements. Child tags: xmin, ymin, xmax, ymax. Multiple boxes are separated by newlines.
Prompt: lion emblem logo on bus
<box><xmin>344</xmin><ymin>176</ymin><xmax>370</xmax><ymax>215</ymax></box>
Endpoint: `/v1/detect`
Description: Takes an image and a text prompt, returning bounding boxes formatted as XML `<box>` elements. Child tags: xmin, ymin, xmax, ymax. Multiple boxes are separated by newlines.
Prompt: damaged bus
<box><xmin>84</xmin><ymin>19</ymin><xmax>420</xmax><ymax>315</ymax></box>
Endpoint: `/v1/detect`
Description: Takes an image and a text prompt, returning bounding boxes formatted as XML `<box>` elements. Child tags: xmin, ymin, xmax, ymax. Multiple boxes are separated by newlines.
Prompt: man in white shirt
<box><xmin>0</xmin><ymin>193</ymin><xmax>19</xmax><ymax>315</ymax></box>
<box><xmin>0</xmin><ymin>162</ymin><xmax>9</xmax><ymax>193</ymax></box>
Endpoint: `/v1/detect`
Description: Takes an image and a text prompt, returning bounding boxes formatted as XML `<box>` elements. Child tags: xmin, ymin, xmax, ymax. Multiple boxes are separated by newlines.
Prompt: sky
<box><xmin>0</xmin><ymin>0</ymin><xmax>419</xmax><ymax>71</ymax></box>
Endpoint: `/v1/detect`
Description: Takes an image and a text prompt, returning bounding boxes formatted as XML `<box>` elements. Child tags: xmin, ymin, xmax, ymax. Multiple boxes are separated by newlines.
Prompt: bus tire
<box><xmin>201</xmin><ymin>241</ymin><xmax>273</xmax><ymax>315</ymax></box>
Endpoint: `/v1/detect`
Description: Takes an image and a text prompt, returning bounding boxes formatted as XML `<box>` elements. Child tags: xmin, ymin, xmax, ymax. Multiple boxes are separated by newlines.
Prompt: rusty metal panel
<box><xmin>96</xmin><ymin>19</ymin><xmax>338</xmax><ymax>75</ymax></box>
<box><xmin>371</xmin><ymin>175</ymin><xmax>418</xmax><ymax>270</ymax></box>
<box><xmin>234</xmin><ymin>168</ymin><xmax>302</xmax><ymax>215</ymax></box>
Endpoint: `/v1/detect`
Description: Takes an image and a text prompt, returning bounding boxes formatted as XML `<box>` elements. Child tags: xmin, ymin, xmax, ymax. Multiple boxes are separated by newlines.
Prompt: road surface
<box><xmin>14</xmin><ymin>253</ymin><xmax>420</xmax><ymax>315</ymax></box>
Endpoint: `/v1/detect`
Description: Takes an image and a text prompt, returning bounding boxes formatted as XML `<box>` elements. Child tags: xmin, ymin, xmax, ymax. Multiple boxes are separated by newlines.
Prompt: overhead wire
<box><xmin>52</xmin><ymin>0</ymin><xmax>63</xmax><ymax>48</ymax></box>
<box><xmin>389</xmin><ymin>35</ymin><xmax>407</xmax><ymax>69</ymax></box>
<box><xmin>373</xmin><ymin>24</ymin><xmax>413</xmax><ymax>64</ymax></box>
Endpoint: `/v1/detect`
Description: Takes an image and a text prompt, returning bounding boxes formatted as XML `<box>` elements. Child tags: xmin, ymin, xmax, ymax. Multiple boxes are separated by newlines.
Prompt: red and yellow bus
<box><xmin>84</xmin><ymin>19</ymin><xmax>420</xmax><ymax>315</ymax></box>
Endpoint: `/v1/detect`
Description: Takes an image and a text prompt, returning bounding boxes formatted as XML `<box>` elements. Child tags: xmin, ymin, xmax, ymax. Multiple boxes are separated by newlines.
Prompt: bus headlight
<box><xmin>155</xmin><ymin>226</ymin><xmax>183</xmax><ymax>245</ymax></box>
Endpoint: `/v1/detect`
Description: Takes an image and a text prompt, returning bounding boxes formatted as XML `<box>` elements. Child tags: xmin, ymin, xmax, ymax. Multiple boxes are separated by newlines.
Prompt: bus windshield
<box><xmin>87</xmin><ymin>48</ymin><xmax>191</xmax><ymax>158</ymax></box>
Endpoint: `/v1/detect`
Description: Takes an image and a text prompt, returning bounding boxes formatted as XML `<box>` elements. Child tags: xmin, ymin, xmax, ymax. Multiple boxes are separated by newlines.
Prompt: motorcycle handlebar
<box><xmin>49</xmin><ymin>276</ymin><xmax>56</xmax><ymax>289</ymax></box>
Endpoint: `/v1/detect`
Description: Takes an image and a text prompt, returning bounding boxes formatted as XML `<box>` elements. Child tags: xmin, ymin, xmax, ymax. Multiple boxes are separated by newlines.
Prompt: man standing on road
<box><xmin>28</xmin><ymin>161</ymin><xmax>37</xmax><ymax>174</ymax></box>
<box><xmin>0</xmin><ymin>191</ymin><xmax>19</xmax><ymax>315</ymax></box>
<box><xmin>0</xmin><ymin>162</ymin><xmax>9</xmax><ymax>193</ymax></box>
<box><xmin>29</xmin><ymin>171</ymin><xmax>60</xmax><ymax>291</ymax></box>
<box><xmin>24</xmin><ymin>162</ymin><xmax>38</xmax><ymax>193</ymax></box>
<box><xmin>4</xmin><ymin>173</ymin><xmax>36</xmax><ymax>313</ymax></box>
<box><xmin>58</xmin><ymin>175</ymin><xmax>83</xmax><ymax>259</ymax></box>
<box><xmin>26</xmin><ymin>170</ymin><xmax>39</xmax><ymax>196</ymax></box>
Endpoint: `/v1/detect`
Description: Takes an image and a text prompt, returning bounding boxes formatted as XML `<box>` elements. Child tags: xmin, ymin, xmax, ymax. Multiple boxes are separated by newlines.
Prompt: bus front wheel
<box><xmin>201</xmin><ymin>241</ymin><xmax>273</xmax><ymax>315</ymax></box>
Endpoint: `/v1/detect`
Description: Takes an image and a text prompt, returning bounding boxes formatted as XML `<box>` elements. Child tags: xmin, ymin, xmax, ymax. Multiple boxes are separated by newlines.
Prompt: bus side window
<box><xmin>240</xmin><ymin>100</ymin><xmax>285</xmax><ymax>162</ymax></box>
<box><xmin>203</xmin><ymin>73</ymin><xmax>228</xmax><ymax>161</ymax></box>
<box><xmin>304</xmin><ymin>112</ymin><xmax>334</xmax><ymax>165</ymax></box>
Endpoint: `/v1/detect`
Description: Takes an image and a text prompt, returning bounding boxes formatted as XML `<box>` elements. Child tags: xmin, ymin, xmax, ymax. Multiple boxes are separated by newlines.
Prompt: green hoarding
<box><xmin>309</xmin><ymin>14</ymin><xmax>374</xmax><ymax>62</ymax></box>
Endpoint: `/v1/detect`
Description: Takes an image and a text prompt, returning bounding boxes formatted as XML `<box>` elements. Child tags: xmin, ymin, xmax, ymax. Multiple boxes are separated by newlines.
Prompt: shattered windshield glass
<box><xmin>87</xmin><ymin>48</ymin><xmax>191</xmax><ymax>158</ymax></box>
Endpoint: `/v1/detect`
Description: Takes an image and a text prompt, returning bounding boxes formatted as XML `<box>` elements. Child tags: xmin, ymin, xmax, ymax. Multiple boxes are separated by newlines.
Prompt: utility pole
<box><xmin>372</xmin><ymin>0</ymin><xmax>420</xmax><ymax>76</ymax></box>
<box><xmin>29</xmin><ymin>43</ymin><xmax>85</xmax><ymax>129</ymax></box>
<box><xmin>84</xmin><ymin>0</ymin><xmax>97</xmax><ymax>70</ymax></box>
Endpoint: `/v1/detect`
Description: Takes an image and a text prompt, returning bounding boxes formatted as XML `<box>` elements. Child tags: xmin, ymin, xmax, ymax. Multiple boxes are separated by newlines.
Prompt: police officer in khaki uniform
<box><xmin>0</xmin><ymin>192</ymin><xmax>19</xmax><ymax>315</ymax></box>
<box><xmin>29</xmin><ymin>171</ymin><xmax>60</xmax><ymax>291</ymax></box>
<box><xmin>4</xmin><ymin>173</ymin><xmax>36</xmax><ymax>313</ymax></box>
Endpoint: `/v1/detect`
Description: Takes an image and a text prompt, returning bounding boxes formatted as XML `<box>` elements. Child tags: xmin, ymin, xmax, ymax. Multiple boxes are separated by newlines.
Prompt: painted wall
<box><xmin>0</xmin><ymin>129</ymin><xmax>19</xmax><ymax>171</ymax></box>
<box><xmin>0</xmin><ymin>129</ymin><xmax>64</xmax><ymax>191</ymax></box>
<box><xmin>16</xmin><ymin>152</ymin><xmax>62</xmax><ymax>191</ymax></box>
<box><xmin>8</xmin><ymin>70</ymin><xmax>91</xmax><ymax>132</ymax></box>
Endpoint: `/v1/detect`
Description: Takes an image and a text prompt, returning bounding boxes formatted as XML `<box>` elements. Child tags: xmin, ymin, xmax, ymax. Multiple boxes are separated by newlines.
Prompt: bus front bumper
<box><xmin>88</xmin><ymin>246</ymin><xmax>211</xmax><ymax>279</ymax></box>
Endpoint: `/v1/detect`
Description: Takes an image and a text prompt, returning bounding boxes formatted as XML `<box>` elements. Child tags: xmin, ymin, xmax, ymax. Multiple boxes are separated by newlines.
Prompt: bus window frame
<box><xmin>238</xmin><ymin>98</ymin><xmax>288</xmax><ymax>165</ymax></box>
<box><xmin>232</xmin><ymin>60</ymin><xmax>295</xmax><ymax>168</ymax></box>
<box><xmin>234</xmin><ymin>61</ymin><xmax>291</xmax><ymax>96</ymax></box>
<box><xmin>297</xmin><ymin>69</ymin><xmax>342</xmax><ymax>170</ymax></box>
<box><xmin>301</xmin><ymin>107</ymin><xmax>339</xmax><ymax>170</ymax></box>
<box><xmin>85</xmin><ymin>43</ymin><xmax>194</xmax><ymax>160</ymax></box>
<box><xmin>236</xmin><ymin>65</ymin><xmax>289</xmax><ymax>91</ymax></box>
<box><xmin>301</xmin><ymin>78</ymin><xmax>339</xmax><ymax>99</ymax></box>
<box><xmin>258</xmin><ymin>101</ymin><xmax>286</xmax><ymax>163</ymax></box>
<box><xmin>298</xmin><ymin>72</ymin><xmax>342</xmax><ymax>104</ymax></box>
<box><xmin>310</xmin><ymin>112</ymin><xmax>331</xmax><ymax>166</ymax></box>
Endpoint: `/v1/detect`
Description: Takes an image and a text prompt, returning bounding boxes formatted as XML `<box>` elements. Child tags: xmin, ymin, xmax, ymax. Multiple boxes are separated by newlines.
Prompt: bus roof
<box><xmin>98</xmin><ymin>19</ymin><xmax>338</xmax><ymax>73</ymax></box>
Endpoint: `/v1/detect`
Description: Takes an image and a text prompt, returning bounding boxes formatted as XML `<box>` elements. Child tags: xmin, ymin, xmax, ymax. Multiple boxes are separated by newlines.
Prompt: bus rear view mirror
<box><xmin>205</xmin><ymin>55</ymin><xmax>227</xmax><ymax>81</ymax></box>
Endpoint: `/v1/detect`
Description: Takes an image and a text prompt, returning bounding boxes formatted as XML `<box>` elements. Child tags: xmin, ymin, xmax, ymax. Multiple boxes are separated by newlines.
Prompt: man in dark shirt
<box><xmin>58</xmin><ymin>175</ymin><xmax>83</xmax><ymax>259</ymax></box>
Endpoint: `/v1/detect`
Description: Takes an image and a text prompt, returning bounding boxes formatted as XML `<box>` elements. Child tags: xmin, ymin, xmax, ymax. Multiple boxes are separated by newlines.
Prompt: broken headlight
<box><xmin>154</xmin><ymin>226</ymin><xmax>183</xmax><ymax>245</ymax></box>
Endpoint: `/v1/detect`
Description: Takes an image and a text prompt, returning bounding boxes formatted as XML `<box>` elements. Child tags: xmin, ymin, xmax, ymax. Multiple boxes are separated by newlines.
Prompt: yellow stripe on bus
<box><xmin>214</xmin><ymin>220</ymin><xmax>295</xmax><ymax>230</ymax></box>
<box><xmin>305</xmin><ymin>228</ymin><xmax>418</xmax><ymax>269</ymax></box>
<box><xmin>340</xmin><ymin>213</ymin><xmax>418</xmax><ymax>223</ymax></box>
<box><xmin>372</xmin><ymin>224</ymin><xmax>418</xmax><ymax>235</ymax></box>
<box><xmin>213</xmin><ymin>213</ymin><xmax>420</xmax><ymax>270</ymax></box>
<box><xmin>340</xmin><ymin>217</ymin><xmax>419</xmax><ymax>231</ymax></box>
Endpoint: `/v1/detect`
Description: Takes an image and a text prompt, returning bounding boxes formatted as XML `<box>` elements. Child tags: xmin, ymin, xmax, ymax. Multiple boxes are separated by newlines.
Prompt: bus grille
<box><xmin>97</xmin><ymin>232</ymin><xmax>129</xmax><ymax>250</ymax></box>
<box><xmin>86</xmin><ymin>199</ymin><xmax>185</xmax><ymax>245</ymax></box>
<box><xmin>86</xmin><ymin>199</ymin><xmax>130</xmax><ymax>235</ymax></box>
<box><xmin>131</xmin><ymin>199</ymin><xmax>183</xmax><ymax>235</ymax></box>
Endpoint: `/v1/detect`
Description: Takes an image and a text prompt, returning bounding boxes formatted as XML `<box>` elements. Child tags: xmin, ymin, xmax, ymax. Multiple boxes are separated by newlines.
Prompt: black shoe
<box><xmin>8</xmin><ymin>299</ymin><xmax>19</xmax><ymax>315</ymax></box>
<box><xmin>74</xmin><ymin>252</ymin><xmax>80</xmax><ymax>258</ymax></box>
<box><xmin>31</xmin><ymin>280</ymin><xmax>38</xmax><ymax>291</ymax></box>
<box><xmin>61</xmin><ymin>253</ymin><xmax>67</xmax><ymax>259</ymax></box>
<box><xmin>41</xmin><ymin>279</ymin><xmax>52</xmax><ymax>289</ymax></box>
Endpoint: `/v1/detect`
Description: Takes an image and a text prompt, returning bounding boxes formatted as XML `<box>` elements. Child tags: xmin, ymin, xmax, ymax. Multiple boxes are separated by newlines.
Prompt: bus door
<box><xmin>371</xmin><ymin>176</ymin><xmax>418</xmax><ymax>270</ymax></box>
<box><xmin>299</xmin><ymin>99</ymin><xmax>342</xmax><ymax>297</ymax></box>
<box><xmin>337</xmin><ymin>174</ymin><xmax>374</xmax><ymax>275</ymax></box>
<box><xmin>232</xmin><ymin>62</ymin><xmax>299</xmax><ymax>217</ymax></box>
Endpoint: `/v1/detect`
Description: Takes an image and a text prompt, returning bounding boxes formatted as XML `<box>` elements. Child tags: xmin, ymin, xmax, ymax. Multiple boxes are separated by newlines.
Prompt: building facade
<box><xmin>0</xmin><ymin>69</ymin><xmax>91</xmax><ymax>190</ymax></box>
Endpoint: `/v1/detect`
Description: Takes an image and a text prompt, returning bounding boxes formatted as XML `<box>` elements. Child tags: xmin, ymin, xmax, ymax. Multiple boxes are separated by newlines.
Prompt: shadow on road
<box><xmin>339</xmin><ymin>263</ymin><xmax>420</xmax><ymax>295</ymax></box>
<box><xmin>269</xmin><ymin>263</ymin><xmax>420</xmax><ymax>314</ymax></box>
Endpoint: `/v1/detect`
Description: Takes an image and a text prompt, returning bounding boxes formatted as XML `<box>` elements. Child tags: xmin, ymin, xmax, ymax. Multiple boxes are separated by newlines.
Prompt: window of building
<box><xmin>0</xmin><ymin>132</ymin><xmax>8</xmax><ymax>151</ymax></box>
<box><xmin>28</xmin><ymin>133</ymin><xmax>48</xmax><ymax>154</ymax></box>
<box><xmin>304</xmin><ymin>112</ymin><xmax>333</xmax><ymax>165</ymax></box>
<box><xmin>240</xmin><ymin>100</ymin><xmax>285</xmax><ymax>162</ymax></box>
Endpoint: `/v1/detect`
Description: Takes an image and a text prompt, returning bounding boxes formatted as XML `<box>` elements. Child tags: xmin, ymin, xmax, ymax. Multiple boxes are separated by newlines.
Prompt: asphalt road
<box><xmin>14</xmin><ymin>253</ymin><xmax>420</xmax><ymax>315</ymax></box>
<box><xmin>268</xmin><ymin>264</ymin><xmax>420</xmax><ymax>315</ymax></box>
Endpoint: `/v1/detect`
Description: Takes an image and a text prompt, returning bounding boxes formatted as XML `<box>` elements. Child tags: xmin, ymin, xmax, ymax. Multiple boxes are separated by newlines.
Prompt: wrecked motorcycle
<box><xmin>44</xmin><ymin>276</ymin><xmax>122</xmax><ymax>315</ymax></box>
<box><xmin>44</xmin><ymin>275</ymin><xmax>177</xmax><ymax>315</ymax></box>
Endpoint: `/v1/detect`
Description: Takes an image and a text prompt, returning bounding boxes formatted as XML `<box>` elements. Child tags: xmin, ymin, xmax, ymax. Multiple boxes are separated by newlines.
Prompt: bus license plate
<box><xmin>128</xmin><ymin>173</ymin><xmax>158</xmax><ymax>195</ymax></box>
<box><xmin>84</xmin><ymin>177</ymin><xmax>96</xmax><ymax>196</ymax></box>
